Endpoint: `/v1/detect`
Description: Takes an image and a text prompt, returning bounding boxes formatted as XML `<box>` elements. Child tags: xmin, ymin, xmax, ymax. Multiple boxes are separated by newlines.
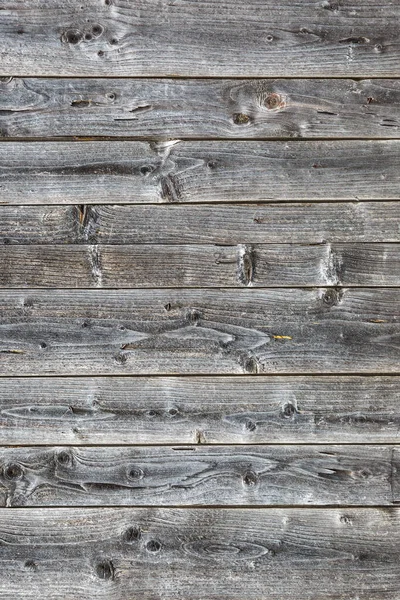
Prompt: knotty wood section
<box><xmin>1</xmin><ymin>141</ymin><xmax>400</xmax><ymax>205</ymax></box>
<box><xmin>2</xmin><ymin>202</ymin><xmax>400</xmax><ymax>244</ymax></box>
<box><xmin>0</xmin><ymin>508</ymin><xmax>399</xmax><ymax>599</ymax></box>
<box><xmin>0</xmin><ymin>445</ymin><xmax>398</xmax><ymax>507</ymax></box>
<box><xmin>0</xmin><ymin>289</ymin><xmax>398</xmax><ymax>375</ymax></box>
<box><xmin>1</xmin><ymin>376</ymin><xmax>399</xmax><ymax>445</ymax></box>
<box><xmin>0</xmin><ymin>1</ymin><xmax>399</xmax><ymax>77</ymax></box>
<box><xmin>2</xmin><ymin>0</ymin><xmax>400</xmax><ymax>596</ymax></box>
<box><xmin>1</xmin><ymin>78</ymin><xmax>400</xmax><ymax>139</ymax></box>
<box><xmin>1</xmin><ymin>243</ymin><xmax>400</xmax><ymax>287</ymax></box>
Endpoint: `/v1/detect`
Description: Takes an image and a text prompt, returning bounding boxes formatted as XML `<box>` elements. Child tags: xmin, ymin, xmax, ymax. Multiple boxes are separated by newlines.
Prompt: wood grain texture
<box><xmin>0</xmin><ymin>288</ymin><xmax>398</xmax><ymax>375</ymax></box>
<box><xmin>0</xmin><ymin>1</ymin><xmax>399</xmax><ymax>76</ymax></box>
<box><xmin>1</xmin><ymin>140</ymin><xmax>400</xmax><ymax>205</ymax></box>
<box><xmin>0</xmin><ymin>445</ymin><xmax>397</xmax><ymax>507</ymax></box>
<box><xmin>1</xmin><ymin>243</ymin><xmax>400</xmax><ymax>287</ymax></box>
<box><xmin>2</xmin><ymin>202</ymin><xmax>400</xmax><ymax>245</ymax></box>
<box><xmin>2</xmin><ymin>376</ymin><xmax>400</xmax><ymax>445</ymax></box>
<box><xmin>2</xmin><ymin>78</ymin><xmax>400</xmax><ymax>139</ymax></box>
<box><xmin>0</xmin><ymin>507</ymin><xmax>400</xmax><ymax>599</ymax></box>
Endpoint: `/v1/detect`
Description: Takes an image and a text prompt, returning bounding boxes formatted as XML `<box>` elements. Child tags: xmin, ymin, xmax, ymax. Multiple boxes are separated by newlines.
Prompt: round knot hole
<box><xmin>56</xmin><ymin>450</ymin><xmax>73</xmax><ymax>467</ymax></box>
<box><xmin>95</xmin><ymin>560</ymin><xmax>114</xmax><ymax>580</ymax></box>
<box><xmin>146</xmin><ymin>540</ymin><xmax>162</xmax><ymax>553</ymax></box>
<box><xmin>127</xmin><ymin>466</ymin><xmax>144</xmax><ymax>481</ymax></box>
<box><xmin>124</xmin><ymin>526</ymin><xmax>142</xmax><ymax>543</ymax></box>
<box><xmin>265</xmin><ymin>93</ymin><xmax>284</xmax><ymax>110</ymax></box>
<box><xmin>282</xmin><ymin>403</ymin><xmax>296</xmax><ymax>419</ymax></box>
<box><xmin>63</xmin><ymin>29</ymin><xmax>83</xmax><ymax>45</ymax></box>
<box><xmin>243</xmin><ymin>470</ymin><xmax>258</xmax><ymax>486</ymax></box>
<box><xmin>92</xmin><ymin>24</ymin><xmax>104</xmax><ymax>37</ymax></box>
<box><xmin>4</xmin><ymin>463</ymin><xmax>24</xmax><ymax>481</ymax></box>
<box><xmin>233</xmin><ymin>113</ymin><xmax>251</xmax><ymax>125</ymax></box>
<box><xmin>245</xmin><ymin>419</ymin><xmax>257</xmax><ymax>432</ymax></box>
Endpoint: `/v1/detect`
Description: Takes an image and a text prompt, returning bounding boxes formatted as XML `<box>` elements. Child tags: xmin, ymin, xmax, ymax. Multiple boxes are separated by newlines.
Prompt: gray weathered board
<box><xmin>1</xmin><ymin>508</ymin><xmax>400</xmax><ymax>600</ymax></box>
<box><xmin>1</xmin><ymin>78</ymin><xmax>400</xmax><ymax>139</ymax></box>
<box><xmin>1</xmin><ymin>376</ymin><xmax>399</xmax><ymax>445</ymax></box>
<box><xmin>1</xmin><ymin>445</ymin><xmax>400</xmax><ymax>507</ymax></box>
<box><xmin>1</xmin><ymin>140</ymin><xmax>400</xmax><ymax>204</ymax></box>
<box><xmin>0</xmin><ymin>0</ymin><xmax>399</xmax><ymax>77</ymax></box>
<box><xmin>1</xmin><ymin>243</ymin><xmax>400</xmax><ymax>287</ymax></box>
<box><xmin>1</xmin><ymin>0</ymin><xmax>400</xmax><ymax>598</ymax></box>
<box><xmin>1</xmin><ymin>202</ymin><xmax>400</xmax><ymax>244</ymax></box>
<box><xmin>0</xmin><ymin>288</ymin><xmax>399</xmax><ymax>375</ymax></box>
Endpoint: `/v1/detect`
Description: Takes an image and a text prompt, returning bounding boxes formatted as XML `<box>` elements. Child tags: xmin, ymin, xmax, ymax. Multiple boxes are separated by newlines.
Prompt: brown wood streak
<box><xmin>0</xmin><ymin>243</ymin><xmax>399</xmax><ymax>287</ymax></box>
<box><xmin>0</xmin><ymin>1</ymin><xmax>398</xmax><ymax>76</ymax></box>
<box><xmin>0</xmin><ymin>288</ymin><xmax>398</xmax><ymax>375</ymax></box>
<box><xmin>1</xmin><ymin>376</ymin><xmax>400</xmax><ymax>445</ymax></box>
<box><xmin>1</xmin><ymin>78</ymin><xmax>400</xmax><ymax>139</ymax></box>
<box><xmin>1</xmin><ymin>141</ymin><xmax>400</xmax><ymax>205</ymax></box>
<box><xmin>0</xmin><ymin>508</ymin><xmax>400</xmax><ymax>599</ymax></box>
<box><xmin>1</xmin><ymin>202</ymin><xmax>400</xmax><ymax>245</ymax></box>
<box><xmin>0</xmin><ymin>445</ymin><xmax>396</xmax><ymax>507</ymax></box>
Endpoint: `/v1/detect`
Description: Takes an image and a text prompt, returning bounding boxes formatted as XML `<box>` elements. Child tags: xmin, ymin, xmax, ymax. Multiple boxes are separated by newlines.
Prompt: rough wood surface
<box><xmin>0</xmin><ymin>507</ymin><xmax>399</xmax><ymax>599</ymax></box>
<box><xmin>2</xmin><ymin>202</ymin><xmax>400</xmax><ymax>245</ymax></box>
<box><xmin>1</xmin><ymin>376</ymin><xmax>399</xmax><ymax>445</ymax></box>
<box><xmin>0</xmin><ymin>289</ymin><xmax>398</xmax><ymax>375</ymax></box>
<box><xmin>0</xmin><ymin>1</ymin><xmax>399</xmax><ymax>77</ymax></box>
<box><xmin>0</xmin><ymin>445</ymin><xmax>397</xmax><ymax>507</ymax></box>
<box><xmin>1</xmin><ymin>141</ymin><xmax>400</xmax><ymax>205</ymax></box>
<box><xmin>1</xmin><ymin>243</ymin><xmax>400</xmax><ymax>288</ymax></box>
<box><xmin>2</xmin><ymin>78</ymin><xmax>400</xmax><ymax>139</ymax></box>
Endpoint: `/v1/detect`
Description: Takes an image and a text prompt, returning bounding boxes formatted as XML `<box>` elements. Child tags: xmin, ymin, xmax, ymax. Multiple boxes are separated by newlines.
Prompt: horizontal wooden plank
<box><xmin>1</xmin><ymin>508</ymin><xmax>400</xmax><ymax>599</ymax></box>
<box><xmin>2</xmin><ymin>202</ymin><xmax>400</xmax><ymax>244</ymax></box>
<box><xmin>0</xmin><ymin>445</ymin><xmax>396</xmax><ymax>507</ymax></box>
<box><xmin>1</xmin><ymin>141</ymin><xmax>400</xmax><ymax>205</ymax></box>
<box><xmin>0</xmin><ymin>289</ymin><xmax>398</xmax><ymax>375</ymax></box>
<box><xmin>1</xmin><ymin>243</ymin><xmax>400</xmax><ymax>287</ymax></box>
<box><xmin>2</xmin><ymin>376</ymin><xmax>400</xmax><ymax>445</ymax></box>
<box><xmin>0</xmin><ymin>1</ymin><xmax>399</xmax><ymax>76</ymax></box>
<box><xmin>2</xmin><ymin>78</ymin><xmax>400</xmax><ymax>139</ymax></box>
